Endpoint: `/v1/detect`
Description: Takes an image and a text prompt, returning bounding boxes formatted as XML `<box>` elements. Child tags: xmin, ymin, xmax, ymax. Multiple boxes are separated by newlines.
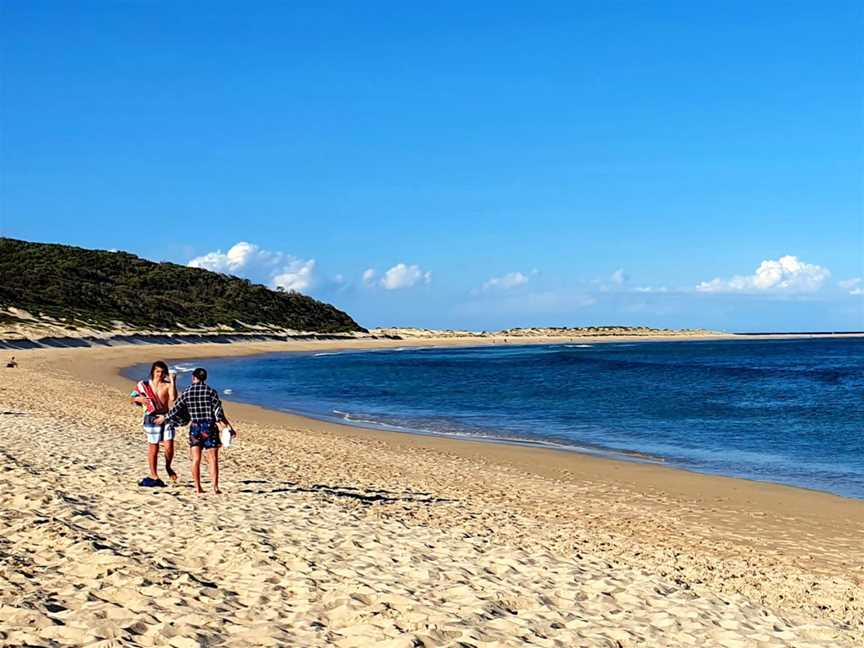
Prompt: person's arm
<box><xmin>212</xmin><ymin>389</ymin><xmax>237</xmax><ymax>437</ymax></box>
<box><xmin>167</xmin><ymin>373</ymin><xmax>179</xmax><ymax>408</ymax></box>
<box><xmin>211</xmin><ymin>388</ymin><xmax>226</xmax><ymax>423</ymax></box>
<box><xmin>217</xmin><ymin>415</ymin><xmax>237</xmax><ymax>438</ymax></box>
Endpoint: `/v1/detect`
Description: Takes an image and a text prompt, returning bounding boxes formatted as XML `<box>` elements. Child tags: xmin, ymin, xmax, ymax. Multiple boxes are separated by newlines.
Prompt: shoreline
<box><xmin>3</xmin><ymin>336</ymin><xmax>863</xmax><ymax>644</ymax></box>
<box><xmin>54</xmin><ymin>335</ymin><xmax>864</xmax><ymax>512</ymax></box>
<box><xmin>121</xmin><ymin>334</ymin><xmax>863</xmax><ymax>502</ymax></box>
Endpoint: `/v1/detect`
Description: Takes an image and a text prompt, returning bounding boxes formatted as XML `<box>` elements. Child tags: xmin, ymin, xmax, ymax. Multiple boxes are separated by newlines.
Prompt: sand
<box><xmin>0</xmin><ymin>338</ymin><xmax>862</xmax><ymax>647</ymax></box>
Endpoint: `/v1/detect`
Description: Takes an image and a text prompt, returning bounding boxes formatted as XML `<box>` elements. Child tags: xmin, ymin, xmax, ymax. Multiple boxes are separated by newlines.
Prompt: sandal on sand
<box><xmin>138</xmin><ymin>477</ymin><xmax>166</xmax><ymax>488</ymax></box>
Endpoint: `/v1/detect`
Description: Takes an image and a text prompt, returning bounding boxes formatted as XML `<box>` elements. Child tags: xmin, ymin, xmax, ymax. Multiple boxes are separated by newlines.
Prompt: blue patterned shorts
<box><xmin>189</xmin><ymin>420</ymin><xmax>220</xmax><ymax>450</ymax></box>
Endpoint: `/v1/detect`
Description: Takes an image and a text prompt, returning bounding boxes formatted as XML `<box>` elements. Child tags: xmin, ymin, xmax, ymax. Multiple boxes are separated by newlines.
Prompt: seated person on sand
<box><xmin>156</xmin><ymin>367</ymin><xmax>236</xmax><ymax>495</ymax></box>
<box><xmin>130</xmin><ymin>360</ymin><xmax>179</xmax><ymax>487</ymax></box>
<box><xmin>6</xmin><ymin>356</ymin><xmax>17</xmax><ymax>368</ymax></box>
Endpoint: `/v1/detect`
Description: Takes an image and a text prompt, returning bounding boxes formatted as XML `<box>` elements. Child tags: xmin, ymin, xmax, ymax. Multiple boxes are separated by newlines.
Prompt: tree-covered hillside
<box><xmin>0</xmin><ymin>238</ymin><xmax>365</xmax><ymax>333</ymax></box>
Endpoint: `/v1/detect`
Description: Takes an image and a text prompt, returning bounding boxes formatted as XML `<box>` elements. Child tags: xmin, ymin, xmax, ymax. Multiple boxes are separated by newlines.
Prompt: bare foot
<box><xmin>167</xmin><ymin>469</ymin><xmax>178</xmax><ymax>483</ymax></box>
<box><xmin>213</xmin><ymin>488</ymin><xmax>222</xmax><ymax>495</ymax></box>
<box><xmin>195</xmin><ymin>488</ymin><xmax>205</xmax><ymax>495</ymax></box>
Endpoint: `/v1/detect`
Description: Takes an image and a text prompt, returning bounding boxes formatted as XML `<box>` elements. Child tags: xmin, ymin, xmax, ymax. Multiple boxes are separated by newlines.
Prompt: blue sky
<box><xmin>2</xmin><ymin>1</ymin><xmax>862</xmax><ymax>331</ymax></box>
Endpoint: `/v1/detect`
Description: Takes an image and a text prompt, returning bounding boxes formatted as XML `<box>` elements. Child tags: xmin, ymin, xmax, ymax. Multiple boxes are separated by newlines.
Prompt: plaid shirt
<box><xmin>164</xmin><ymin>382</ymin><xmax>225</xmax><ymax>427</ymax></box>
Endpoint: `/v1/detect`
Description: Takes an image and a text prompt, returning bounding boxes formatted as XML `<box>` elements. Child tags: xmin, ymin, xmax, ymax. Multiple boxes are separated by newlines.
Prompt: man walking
<box><xmin>131</xmin><ymin>360</ymin><xmax>178</xmax><ymax>486</ymax></box>
<box><xmin>156</xmin><ymin>368</ymin><xmax>235</xmax><ymax>494</ymax></box>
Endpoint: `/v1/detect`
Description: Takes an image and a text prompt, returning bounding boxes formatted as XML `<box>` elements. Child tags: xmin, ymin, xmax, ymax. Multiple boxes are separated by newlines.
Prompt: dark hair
<box><xmin>192</xmin><ymin>367</ymin><xmax>208</xmax><ymax>382</ymax></box>
<box><xmin>150</xmin><ymin>360</ymin><xmax>169</xmax><ymax>378</ymax></box>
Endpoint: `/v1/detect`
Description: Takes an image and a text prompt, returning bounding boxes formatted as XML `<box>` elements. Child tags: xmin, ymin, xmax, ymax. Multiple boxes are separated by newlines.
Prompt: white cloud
<box><xmin>362</xmin><ymin>268</ymin><xmax>377</xmax><ymax>287</ymax></box>
<box><xmin>610</xmin><ymin>268</ymin><xmax>628</xmax><ymax>286</ymax></box>
<box><xmin>380</xmin><ymin>263</ymin><xmax>431</xmax><ymax>290</ymax></box>
<box><xmin>189</xmin><ymin>241</ymin><xmax>271</xmax><ymax>274</ymax></box>
<box><xmin>188</xmin><ymin>241</ymin><xmax>317</xmax><ymax>293</ymax></box>
<box><xmin>839</xmin><ymin>278</ymin><xmax>863</xmax><ymax>295</ymax></box>
<box><xmin>696</xmin><ymin>256</ymin><xmax>830</xmax><ymax>294</ymax></box>
<box><xmin>272</xmin><ymin>259</ymin><xmax>316</xmax><ymax>292</ymax></box>
<box><xmin>187</xmin><ymin>250</ymin><xmax>232</xmax><ymax>273</ymax></box>
<box><xmin>482</xmin><ymin>271</ymin><xmax>530</xmax><ymax>291</ymax></box>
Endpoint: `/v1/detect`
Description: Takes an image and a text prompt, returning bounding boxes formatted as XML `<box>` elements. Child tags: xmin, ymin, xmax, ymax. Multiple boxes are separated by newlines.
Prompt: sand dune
<box><xmin>0</xmin><ymin>341</ymin><xmax>861</xmax><ymax>647</ymax></box>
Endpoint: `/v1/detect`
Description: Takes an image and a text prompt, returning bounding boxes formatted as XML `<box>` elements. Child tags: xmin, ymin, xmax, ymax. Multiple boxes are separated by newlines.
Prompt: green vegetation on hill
<box><xmin>0</xmin><ymin>238</ymin><xmax>365</xmax><ymax>333</ymax></box>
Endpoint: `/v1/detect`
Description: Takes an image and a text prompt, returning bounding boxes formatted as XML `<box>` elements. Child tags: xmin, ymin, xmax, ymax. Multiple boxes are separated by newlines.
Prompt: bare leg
<box><xmin>207</xmin><ymin>447</ymin><xmax>221</xmax><ymax>494</ymax></box>
<box><xmin>163</xmin><ymin>439</ymin><xmax>177</xmax><ymax>482</ymax></box>
<box><xmin>190</xmin><ymin>446</ymin><xmax>204</xmax><ymax>494</ymax></box>
<box><xmin>147</xmin><ymin>443</ymin><xmax>160</xmax><ymax>480</ymax></box>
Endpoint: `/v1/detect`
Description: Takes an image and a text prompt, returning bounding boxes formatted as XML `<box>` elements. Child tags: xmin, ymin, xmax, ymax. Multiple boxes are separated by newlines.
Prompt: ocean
<box><xmin>130</xmin><ymin>337</ymin><xmax>864</xmax><ymax>499</ymax></box>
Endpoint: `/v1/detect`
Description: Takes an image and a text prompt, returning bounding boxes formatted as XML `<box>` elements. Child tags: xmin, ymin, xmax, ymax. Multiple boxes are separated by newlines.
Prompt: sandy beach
<box><xmin>1</xmin><ymin>338</ymin><xmax>862</xmax><ymax>647</ymax></box>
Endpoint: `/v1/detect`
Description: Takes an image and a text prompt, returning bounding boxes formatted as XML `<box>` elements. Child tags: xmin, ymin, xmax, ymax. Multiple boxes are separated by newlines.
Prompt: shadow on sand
<box><xmin>237</xmin><ymin>479</ymin><xmax>453</xmax><ymax>505</ymax></box>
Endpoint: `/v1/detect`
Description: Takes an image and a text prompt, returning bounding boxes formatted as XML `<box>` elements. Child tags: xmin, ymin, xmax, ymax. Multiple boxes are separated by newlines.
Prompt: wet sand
<box><xmin>0</xmin><ymin>337</ymin><xmax>862</xmax><ymax>647</ymax></box>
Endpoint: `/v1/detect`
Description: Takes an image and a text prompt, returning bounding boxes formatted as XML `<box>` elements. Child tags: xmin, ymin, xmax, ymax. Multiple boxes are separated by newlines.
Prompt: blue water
<box><xmin>131</xmin><ymin>338</ymin><xmax>864</xmax><ymax>499</ymax></box>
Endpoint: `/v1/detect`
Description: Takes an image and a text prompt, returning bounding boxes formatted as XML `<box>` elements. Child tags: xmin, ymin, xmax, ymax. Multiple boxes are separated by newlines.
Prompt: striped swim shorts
<box><xmin>143</xmin><ymin>413</ymin><xmax>176</xmax><ymax>444</ymax></box>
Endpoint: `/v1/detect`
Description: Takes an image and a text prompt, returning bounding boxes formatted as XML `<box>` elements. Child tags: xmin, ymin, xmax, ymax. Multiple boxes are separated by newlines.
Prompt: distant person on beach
<box><xmin>130</xmin><ymin>361</ymin><xmax>179</xmax><ymax>487</ymax></box>
<box><xmin>156</xmin><ymin>367</ymin><xmax>236</xmax><ymax>495</ymax></box>
<box><xmin>6</xmin><ymin>356</ymin><xmax>17</xmax><ymax>368</ymax></box>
